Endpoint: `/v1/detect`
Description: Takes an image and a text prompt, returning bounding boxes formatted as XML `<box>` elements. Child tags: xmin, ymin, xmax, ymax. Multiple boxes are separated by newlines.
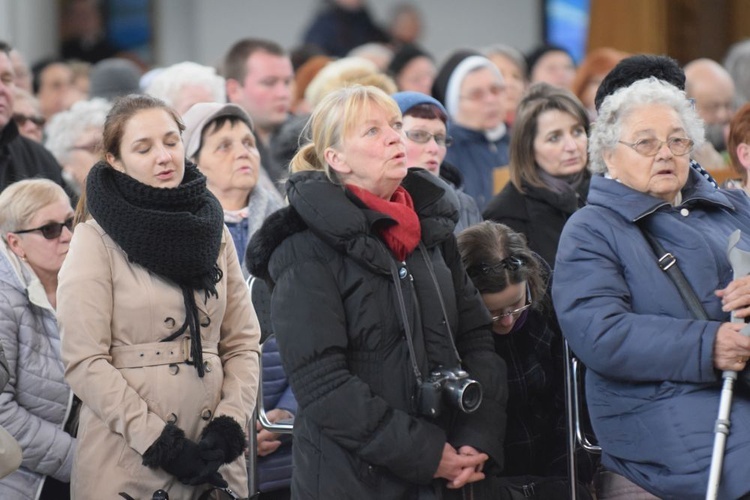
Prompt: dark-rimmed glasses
<box><xmin>69</xmin><ymin>142</ymin><xmax>102</xmax><ymax>154</ymax></box>
<box><xmin>491</xmin><ymin>285</ymin><xmax>532</xmax><ymax>322</ymax></box>
<box><xmin>618</xmin><ymin>137</ymin><xmax>694</xmax><ymax>157</ymax></box>
<box><xmin>14</xmin><ymin>217</ymin><xmax>74</xmax><ymax>240</ymax></box>
<box><xmin>404</xmin><ymin>130</ymin><xmax>453</xmax><ymax>147</ymax></box>
<box><xmin>13</xmin><ymin>113</ymin><xmax>45</xmax><ymax>128</ymax></box>
<box><xmin>460</xmin><ymin>83</ymin><xmax>506</xmax><ymax>102</ymax></box>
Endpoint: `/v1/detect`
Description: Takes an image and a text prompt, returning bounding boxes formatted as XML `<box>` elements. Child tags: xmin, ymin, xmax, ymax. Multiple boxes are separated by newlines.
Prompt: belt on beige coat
<box><xmin>110</xmin><ymin>337</ymin><xmax>219</xmax><ymax>369</ymax></box>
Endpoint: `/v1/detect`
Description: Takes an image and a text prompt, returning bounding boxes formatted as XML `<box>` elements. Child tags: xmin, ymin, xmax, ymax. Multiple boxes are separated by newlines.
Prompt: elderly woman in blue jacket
<box><xmin>553</xmin><ymin>77</ymin><xmax>750</xmax><ymax>499</ymax></box>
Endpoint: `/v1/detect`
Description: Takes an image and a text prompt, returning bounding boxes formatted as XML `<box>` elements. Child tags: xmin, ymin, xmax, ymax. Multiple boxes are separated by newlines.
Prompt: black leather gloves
<box><xmin>142</xmin><ymin>423</ymin><xmax>227</xmax><ymax>487</ymax></box>
<box><xmin>198</xmin><ymin>415</ymin><xmax>246</xmax><ymax>464</ymax></box>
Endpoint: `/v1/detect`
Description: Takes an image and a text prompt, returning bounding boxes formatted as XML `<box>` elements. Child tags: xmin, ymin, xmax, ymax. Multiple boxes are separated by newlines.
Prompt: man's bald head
<box><xmin>685</xmin><ymin>58</ymin><xmax>735</xmax><ymax>126</ymax></box>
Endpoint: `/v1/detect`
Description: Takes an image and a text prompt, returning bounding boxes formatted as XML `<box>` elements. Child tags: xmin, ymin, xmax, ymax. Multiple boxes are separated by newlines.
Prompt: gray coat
<box><xmin>0</xmin><ymin>243</ymin><xmax>75</xmax><ymax>500</ymax></box>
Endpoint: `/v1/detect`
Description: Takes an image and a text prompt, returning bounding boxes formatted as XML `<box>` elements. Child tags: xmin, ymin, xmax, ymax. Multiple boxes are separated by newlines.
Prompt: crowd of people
<box><xmin>3</xmin><ymin>0</ymin><xmax>750</xmax><ymax>498</ymax></box>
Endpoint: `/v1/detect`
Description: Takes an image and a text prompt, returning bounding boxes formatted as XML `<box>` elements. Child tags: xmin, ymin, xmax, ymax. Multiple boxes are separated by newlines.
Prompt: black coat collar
<box><xmin>246</xmin><ymin>169</ymin><xmax>457</xmax><ymax>280</ymax></box>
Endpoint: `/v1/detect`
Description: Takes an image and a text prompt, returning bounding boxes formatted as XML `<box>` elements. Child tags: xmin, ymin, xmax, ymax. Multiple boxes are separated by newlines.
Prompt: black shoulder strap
<box><xmin>636</xmin><ymin>219</ymin><xmax>709</xmax><ymax>320</ymax></box>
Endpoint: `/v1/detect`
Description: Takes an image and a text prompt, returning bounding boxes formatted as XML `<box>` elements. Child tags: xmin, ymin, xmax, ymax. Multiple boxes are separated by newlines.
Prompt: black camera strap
<box><xmin>383</xmin><ymin>243</ymin><xmax>425</xmax><ymax>384</ymax></box>
<box><xmin>418</xmin><ymin>242</ymin><xmax>462</xmax><ymax>364</ymax></box>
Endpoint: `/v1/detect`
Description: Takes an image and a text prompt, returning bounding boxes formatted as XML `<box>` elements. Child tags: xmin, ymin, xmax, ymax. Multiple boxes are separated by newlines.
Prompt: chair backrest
<box><xmin>246</xmin><ymin>275</ymin><xmax>293</xmax><ymax>498</ymax></box>
<box><xmin>564</xmin><ymin>339</ymin><xmax>601</xmax><ymax>499</ymax></box>
<box><xmin>246</xmin><ymin>275</ymin><xmax>293</xmax><ymax>436</ymax></box>
<box><xmin>248</xmin><ymin>276</ymin><xmax>273</xmax><ymax>345</ymax></box>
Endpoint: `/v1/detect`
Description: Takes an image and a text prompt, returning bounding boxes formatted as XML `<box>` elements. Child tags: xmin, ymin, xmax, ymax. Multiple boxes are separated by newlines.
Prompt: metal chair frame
<box><xmin>246</xmin><ymin>276</ymin><xmax>294</xmax><ymax>498</ymax></box>
<box><xmin>564</xmin><ymin>339</ymin><xmax>601</xmax><ymax>499</ymax></box>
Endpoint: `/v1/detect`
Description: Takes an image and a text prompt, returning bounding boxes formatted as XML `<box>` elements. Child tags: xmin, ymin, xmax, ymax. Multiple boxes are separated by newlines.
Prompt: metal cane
<box><xmin>706</xmin><ymin>230</ymin><xmax>750</xmax><ymax>499</ymax></box>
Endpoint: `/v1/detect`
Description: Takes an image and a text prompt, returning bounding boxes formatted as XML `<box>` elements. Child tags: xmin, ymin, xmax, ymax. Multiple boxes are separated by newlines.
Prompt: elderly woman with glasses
<box><xmin>0</xmin><ymin>179</ymin><xmax>77</xmax><ymax>499</ymax></box>
<box><xmin>457</xmin><ymin>221</ymin><xmax>596</xmax><ymax>485</ymax></box>
<box><xmin>44</xmin><ymin>98</ymin><xmax>111</xmax><ymax>195</ymax></box>
<box><xmin>553</xmin><ymin>77</ymin><xmax>750</xmax><ymax>498</ymax></box>
<box><xmin>392</xmin><ymin>91</ymin><xmax>482</xmax><ymax>234</ymax></box>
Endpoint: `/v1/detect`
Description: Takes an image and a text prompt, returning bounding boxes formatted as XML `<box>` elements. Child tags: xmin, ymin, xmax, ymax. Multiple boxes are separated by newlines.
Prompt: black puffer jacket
<box><xmin>247</xmin><ymin>169</ymin><xmax>507</xmax><ymax>499</ymax></box>
<box><xmin>482</xmin><ymin>176</ymin><xmax>589</xmax><ymax>269</ymax></box>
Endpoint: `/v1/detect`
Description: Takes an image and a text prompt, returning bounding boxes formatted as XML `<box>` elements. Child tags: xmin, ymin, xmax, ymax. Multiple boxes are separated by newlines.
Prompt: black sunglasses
<box><xmin>14</xmin><ymin>217</ymin><xmax>74</xmax><ymax>239</ymax></box>
<box><xmin>13</xmin><ymin>113</ymin><xmax>46</xmax><ymax>127</ymax></box>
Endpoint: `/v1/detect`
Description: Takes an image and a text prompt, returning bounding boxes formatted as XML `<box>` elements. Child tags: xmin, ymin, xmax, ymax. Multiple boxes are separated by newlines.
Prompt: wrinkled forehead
<box><xmin>340</xmin><ymin>98</ymin><xmax>401</xmax><ymax>137</ymax></box>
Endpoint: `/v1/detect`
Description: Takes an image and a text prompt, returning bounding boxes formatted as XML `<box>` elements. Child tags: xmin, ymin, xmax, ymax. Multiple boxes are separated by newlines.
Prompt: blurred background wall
<box><xmin>0</xmin><ymin>0</ymin><xmax>542</xmax><ymax>68</ymax></box>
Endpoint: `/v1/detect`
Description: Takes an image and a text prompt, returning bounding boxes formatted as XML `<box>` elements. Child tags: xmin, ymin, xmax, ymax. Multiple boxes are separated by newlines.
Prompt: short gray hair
<box><xmin>145</xmin><ymin>61</ymin><xmax>226</xmax><ymax>109</ymax></box>
<box><xmin>481</xmin><ymin>43</ymin><xmax>527</xmax><ymax>76</ymax></box>
<box><xmin>589</xmin><ymin>77</ymin><xmax>704</xmax><ymax>174</ymax></box>
<box><xmin>44</xmin><ymin>98</ymin><xmax>111</xmax><ymax>165</ymax></box>
<box><xmin>0</xmin><ymin>179</ymin><xmax>69</xmax><ymax>239</ymax></box>
<box><xmin>724</xmin><ymin>39</ymin><xmax>750</xmax><ymax>106</ymax></box>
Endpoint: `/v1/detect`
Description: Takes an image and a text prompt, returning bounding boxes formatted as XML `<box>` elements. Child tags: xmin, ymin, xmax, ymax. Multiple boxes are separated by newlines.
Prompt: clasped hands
<box><xmin>434</xmin><ymin>443</ymin><xmax>488</xmax><ymax>489</ymax></box>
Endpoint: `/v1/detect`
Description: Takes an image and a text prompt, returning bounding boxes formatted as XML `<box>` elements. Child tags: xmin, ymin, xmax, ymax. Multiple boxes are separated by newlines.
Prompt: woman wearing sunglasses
<box><xmin>457</xmin><ymin>221</ymin><xmax>596</xmax><ymax>485</ymax></box>
<box><xmin>0</xmin><ymin>179</ymin><xmax>76</xmax><ymax>499</ymax></box>
<box><xmin>392</xmin><ymin>91</ymin><xmax>482</xmax><ymax>234</ymax></box>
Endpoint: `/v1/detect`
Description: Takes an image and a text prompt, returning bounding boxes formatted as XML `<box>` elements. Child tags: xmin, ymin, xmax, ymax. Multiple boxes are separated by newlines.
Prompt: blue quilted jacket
<box><xmin>553</xmin><ymin>171</ymin><xmax>750</xmax><ymax>499</ymax></box>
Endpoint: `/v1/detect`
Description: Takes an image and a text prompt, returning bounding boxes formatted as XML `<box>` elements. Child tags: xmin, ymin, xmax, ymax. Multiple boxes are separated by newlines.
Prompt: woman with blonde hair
<box><xmin>247</xmin><ymin>85</ymin><xmax>507</xmax><ymax>499</ymax></box>
<box><xmin>0</xmin><ymin>179</ymin><xmax>76</xmax><ymax>499</ymax></box>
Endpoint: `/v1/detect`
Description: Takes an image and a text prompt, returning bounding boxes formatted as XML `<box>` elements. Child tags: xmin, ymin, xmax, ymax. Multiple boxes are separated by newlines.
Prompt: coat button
<box><xmin>680</xmin><ymin>208</ymin><xmax>689</xmax><ymax>217</ymax></box>
<box><xmin>164</xmin><ymin>317</ymin><xmax>176</xmax><ymax>328</ymax></box>
<box><xmin>169</xmin><ymin>364</ymin><xmax>179</xmax><ymax>375</ymax></box>
<box><xmin>204</xmin><ymin>360</ymin><xmax>212</xmax><ymax>373</ymax></box>
<box><xmin>167</xmin><ymin>413</ymin><xmax>178</xmax><ymax>424</ymax></box>
<box><xmin>399</xmin><ymin>267</ymin><xmax>407</xmax><ymax>279</ymax></box>
<box><xmin>200</xmin><ymin>317</ymin><xmax>211</xmax><ymax>327</ymax></box>
<box><xmin>201</xmin><ymin>409</ymin><xmax>212</xmax><ymax>421</ymax></box>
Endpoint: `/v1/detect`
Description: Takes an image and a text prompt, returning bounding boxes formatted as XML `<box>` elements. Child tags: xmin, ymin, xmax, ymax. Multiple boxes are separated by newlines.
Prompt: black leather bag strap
<box><xmin>636</xmin><ymin>219</ymin><xmax>709</xmax><ymax>320</ymax></box>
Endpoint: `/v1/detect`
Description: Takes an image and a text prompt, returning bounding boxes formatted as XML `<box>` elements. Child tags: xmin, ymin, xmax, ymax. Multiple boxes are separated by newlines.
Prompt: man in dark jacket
<box><xmin>0</xmin><ymin>42</ymin><xmax>65</xmax><ymax>193</ymax></box>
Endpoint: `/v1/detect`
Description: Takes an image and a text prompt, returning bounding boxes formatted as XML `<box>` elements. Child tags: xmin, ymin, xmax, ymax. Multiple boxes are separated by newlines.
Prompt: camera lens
<box><xmin>443</xmin><ymin>378</ymin><xmax>483</xmax><ymax>413</ymax></box>
<box><xmin>459</xmin><ymin>381</ymin><xmax>483</xmax><ymax>413</ymax></box>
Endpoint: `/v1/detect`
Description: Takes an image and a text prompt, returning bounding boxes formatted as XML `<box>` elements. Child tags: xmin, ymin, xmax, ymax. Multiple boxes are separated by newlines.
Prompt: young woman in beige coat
<box><xmin>57</xmin><ymin>94</ymin><xmax>260</xmax><ymax>499</ymax></box>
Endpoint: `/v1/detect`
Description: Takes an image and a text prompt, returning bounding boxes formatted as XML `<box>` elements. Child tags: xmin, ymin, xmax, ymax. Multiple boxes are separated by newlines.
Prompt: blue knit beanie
<box><xmin>392</xmin><ymin>91</ymin><xmax>448</xmax><ymax>116</ymax></box>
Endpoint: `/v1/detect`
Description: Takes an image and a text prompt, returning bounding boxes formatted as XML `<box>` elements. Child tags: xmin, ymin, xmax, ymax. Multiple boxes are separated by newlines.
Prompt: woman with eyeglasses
<box><xmin>483</xmin><ymin>83</ymin><xmax>590</xmax><ymax>269</ymax></box>
<box><xmin>56</xmin><ymin>94</ymin><xmax>260</xmax><ymax>499</ymax></box>
<box><xmin>392</xmin><ymin>91</ymin><xmax>482</xmax><ymax>234</ymax></box>
<box><xmin>457</xmin><ymin>221</ymin><xmax>596</xmax><ymax>485</ymax></box>
<box><xmin>553</xmin><ymin>78</ymin><xmax>750</xmax><ymax>498</ymax></box>
<box><xmin>11</xmin><ymin>87</ymin><xmax>44</xmax><ymax>143</ymax></box>
<box><xmin>0</xmin><ymin>179</ymin><xmax>76</xmax><ymax>499</ymax></box>
<box><xmin>44</xmin><ymin>98</ymin><xmax>111</xmax><ymax>196</ymax></box>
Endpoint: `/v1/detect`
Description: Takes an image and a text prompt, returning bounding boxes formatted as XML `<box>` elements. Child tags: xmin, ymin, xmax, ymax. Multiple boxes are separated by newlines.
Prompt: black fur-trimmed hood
<box><xmin>245</xmin><ymin>205</ymin><xmax>307</xmax><ymax>282</ymax></box>
<box><xmin>245</xmin><ymin>168</ymin><xmax>459</xmax><ymax>283</ymax></box>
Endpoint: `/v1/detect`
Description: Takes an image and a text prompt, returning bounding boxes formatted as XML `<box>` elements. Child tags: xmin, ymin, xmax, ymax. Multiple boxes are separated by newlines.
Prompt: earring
<box><xmin>20</xmin><ymin>256</ymin><xmax>27</xmax><ymax>262</ymax></box>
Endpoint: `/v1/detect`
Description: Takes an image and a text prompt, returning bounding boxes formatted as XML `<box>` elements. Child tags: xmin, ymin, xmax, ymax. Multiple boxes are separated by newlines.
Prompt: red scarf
<box><xmin>346</xmin><ymin>184</ymin><xmax>421</xmax><ymax>261</ymax></box>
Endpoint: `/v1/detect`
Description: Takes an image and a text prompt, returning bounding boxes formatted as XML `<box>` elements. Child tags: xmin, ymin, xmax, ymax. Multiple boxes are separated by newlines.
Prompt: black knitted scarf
<box><xmin>86</xmin><ymin>161</ymin><xmax>224</xmax><ymax>377</ymax></box>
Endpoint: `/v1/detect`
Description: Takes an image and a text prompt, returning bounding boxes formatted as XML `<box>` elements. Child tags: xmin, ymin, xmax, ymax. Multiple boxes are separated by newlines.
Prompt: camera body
<box><xmin>417</xmin><ymin>366</ymin><xmax>483</xmax><ymax>417</ymax></box>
